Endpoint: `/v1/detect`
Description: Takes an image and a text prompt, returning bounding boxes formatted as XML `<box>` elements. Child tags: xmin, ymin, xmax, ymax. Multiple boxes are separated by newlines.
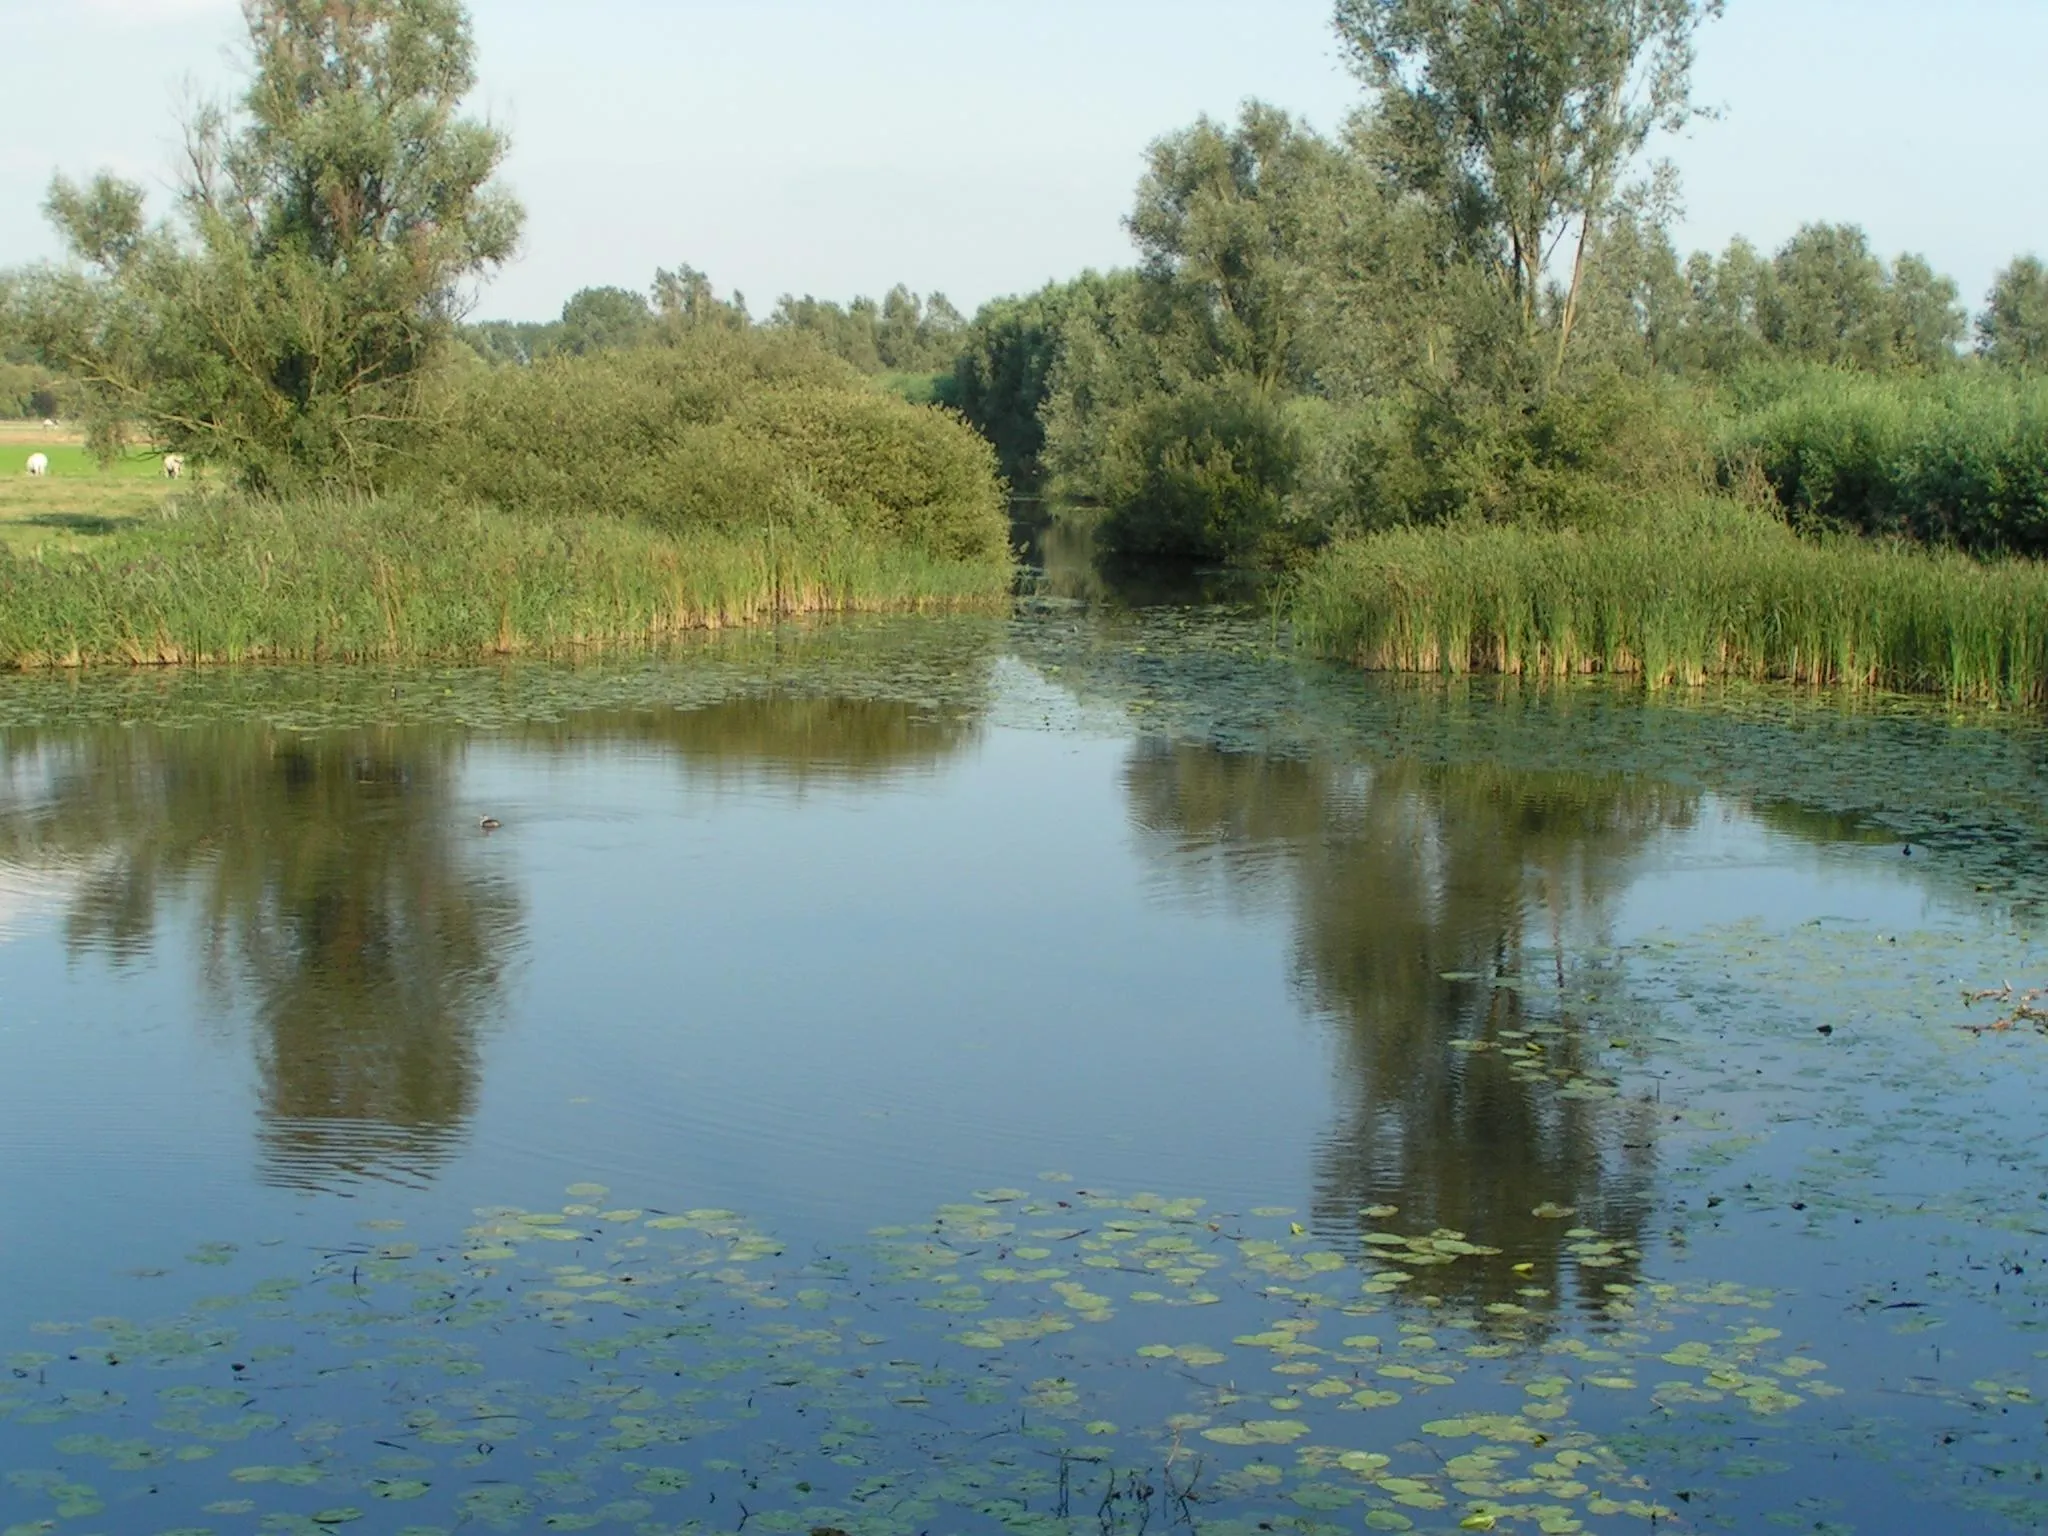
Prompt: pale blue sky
<box><xmin>5</xmin><ymin>0</ymin><xmax>2041</xmax><ymax>322</ymax></box>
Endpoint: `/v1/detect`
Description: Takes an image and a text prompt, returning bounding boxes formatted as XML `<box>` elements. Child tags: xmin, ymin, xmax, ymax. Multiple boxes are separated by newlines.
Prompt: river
<box><xmin>0</xmin><ymin>598</ymin><xmax>2044</xmax><ymax>1535</ymax></box>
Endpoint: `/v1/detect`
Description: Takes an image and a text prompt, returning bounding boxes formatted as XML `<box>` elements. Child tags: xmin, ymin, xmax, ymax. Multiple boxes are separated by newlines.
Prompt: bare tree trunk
<box><xmin>1554</xmin><ymin>212</ymin><xmax>1593</xmax><ymax>377</ymax></box>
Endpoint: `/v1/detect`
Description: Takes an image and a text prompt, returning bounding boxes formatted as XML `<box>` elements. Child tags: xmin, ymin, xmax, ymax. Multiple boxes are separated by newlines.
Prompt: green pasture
<box><xmin>0</xmin><ymin>444</ymin><xmax>188</xmax><ymax>557</ymax></box>
<box><xmin>0</xmin><ymin>443</ymin><xmax>164</xmax><ymax>479</ymax></box>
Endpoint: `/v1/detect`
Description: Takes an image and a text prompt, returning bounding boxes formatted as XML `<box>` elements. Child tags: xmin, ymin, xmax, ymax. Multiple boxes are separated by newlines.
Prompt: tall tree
<box><xmin>652</xmin><ymin>264</ymin><xmax>750</xmax><ymax>331</ymax></box>
<box><xmin>1676</xmin><ymin>236</ymin><xmax>1772</xmax><ymax>374</ymax></box>
<box><xmin>1883</xmin><ymin>254</ymin><xmax>1964</xmax><ymax>372</ymax></box>
<box><xmin>1760</xmin><ymin>223</ymin><xmax>1896</xmax><ymax>370</ymax></box>
<box><xmin>32</xmin><ymin>0</ymin><xmax>520</xmax><ymax>488</ymax></box>
<box><xmin>1126</xmin><ymin>103</ymin><xmax>1337</xmax><ymax>392</ymax></box>
<box><xmin>1978</xmin><ymin>256</ymin><xmax>2048</xmax><ymax>375</ymax></box>
<box><xmin>557</xmin><ymin>286</ymin><xmax>654</xmax><ymax>355</ymax></box>
<box><xmin>1333</xmin><ymin>0</ymin><xmax>1722</xmax><ymax>373</ymax></box>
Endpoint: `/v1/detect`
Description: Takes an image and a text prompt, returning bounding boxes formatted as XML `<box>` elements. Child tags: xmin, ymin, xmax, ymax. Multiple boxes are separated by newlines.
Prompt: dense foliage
<box><xmin>940</xmin><ymin>115</ymin><xmax>2040</xmax><ymax>566</ymax></box>
<box><xmin>428</xmin><ymin>328</ymin><xmax>1009</xmax><ymax>564</ymax></box>
<box><xmin>1726</xmin><ymin>368</ymin><xmax>2048</xmax><ymax>555</ymax></box>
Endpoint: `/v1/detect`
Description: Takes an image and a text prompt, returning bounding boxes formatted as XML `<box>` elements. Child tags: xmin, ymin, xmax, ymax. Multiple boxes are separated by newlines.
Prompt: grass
<box><xmin>0</xmin><ymin>492</ymin><xmax>1015</xmax><ymax>668</ymax></box>
<box><xmin>1290</xmin><ymin>497</ymin><xmax>2048</xmax><ymax>707</ymax></box>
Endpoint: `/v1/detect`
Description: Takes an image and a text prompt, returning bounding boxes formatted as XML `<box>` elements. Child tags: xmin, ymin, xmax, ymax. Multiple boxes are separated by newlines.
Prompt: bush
<box><xmin>1727</xmin><ymin>366</ymin><xmax>2048</xmax><ymax>555</ymax></box>
<box><xmin>1332</xmin><ymin>369</ymin><xmax>1720</xmax><ymax>533</ymax></box>
<box><xmin>423</xmin><ymin>329</ymin><xmax>1010</xmax><ymax>564</ymax></box>
<box><xmin>1096</xmin><ymin>377</ymin><xmax>1306</xmax><ymax>563</ymax></box>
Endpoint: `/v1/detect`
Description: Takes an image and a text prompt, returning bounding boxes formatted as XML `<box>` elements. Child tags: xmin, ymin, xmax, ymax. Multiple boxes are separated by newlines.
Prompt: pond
<box><xmin>1</xmin><ymin>602</ymin><xmax>2045</xmax><ymax>1536</ymax></box>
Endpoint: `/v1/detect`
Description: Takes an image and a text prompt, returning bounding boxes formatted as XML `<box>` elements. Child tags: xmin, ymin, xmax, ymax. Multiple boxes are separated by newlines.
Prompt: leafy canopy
<box><xmin>36</xmin><ymin>0</ymin><xmax>521</xmax><ymax>488</ymax></box>
<box><xmin>1978</xmin><ymin>257</ymin><xmax>2048</xmax><ymax>376</ymax></box>
<box><xmin>1334</xmin><ymin>0</ymin><xmax>1721</xmax><ymax>365</ymax></box>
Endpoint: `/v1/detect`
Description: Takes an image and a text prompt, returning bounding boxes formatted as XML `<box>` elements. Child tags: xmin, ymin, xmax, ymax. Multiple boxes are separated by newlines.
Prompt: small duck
<box><xmin>478</xmin><ymin>815</ymin><xmax>503</xmax><ymax>833</ymax></box>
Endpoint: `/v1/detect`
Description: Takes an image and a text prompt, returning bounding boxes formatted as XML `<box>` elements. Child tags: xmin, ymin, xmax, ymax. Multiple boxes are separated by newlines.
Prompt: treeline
<box><xmin>939</xmin><ymin>94</ymin><xmax>2048</xmax><ymax>564</ymax></box>
<box><xmin>0</xmin><ymin>273</ymin><xmax>81</xmax><ymax>419</ymax></box>
<box><xmin>463</xmin><ymin>269</ymin><xmax>967</xmax><ymax>379</ymax></box>
<box><xmin>921</xmin><ymin>0</ymin><xmax>2048</xmax><ymax>569</ymax></box>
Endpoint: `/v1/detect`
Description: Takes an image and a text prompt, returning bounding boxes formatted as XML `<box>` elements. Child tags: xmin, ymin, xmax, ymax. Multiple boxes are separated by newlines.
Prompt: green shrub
<box><xmin>1096</xmin><ymin>377</ymin><xmax>1305</xmax><ymax>563</ymax></box>
<box><xmin>1338</xmin><ymin>369</ymin><xmax>1720</xmax><ymax>532</ymax></box>
<box><xmin>1727</xmin><ymin>367</ymin><xmax>2048</xmax><ymax>555</ymax></box>
<box><xmin>424</xmin><ymin>329</ymin><xmax>1010</xmax><ymax>564</ymax></box>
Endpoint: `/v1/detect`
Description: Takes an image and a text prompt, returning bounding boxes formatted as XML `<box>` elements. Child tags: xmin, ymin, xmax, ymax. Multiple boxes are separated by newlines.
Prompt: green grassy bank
<box><xmin>0</xmin><ymin>330</ymin><xmax>1017</xmax><ymax>667</ymax></box>
<box><xmin>1291</xmin><ymin>500</ymin><xmax>2048</xmax><ymax>707</ymax></box>
<box><xmin>0</xmin><ymin>493</ymin><xmax>1012</xmax><ymax>668</ymax></box>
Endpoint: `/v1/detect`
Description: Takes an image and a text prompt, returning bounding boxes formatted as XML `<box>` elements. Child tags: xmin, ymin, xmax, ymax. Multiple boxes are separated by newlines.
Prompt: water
<box><xmin>1</xmin><ymin>606</ymin><xmax>2045</xmax><ymax>1535</ymax></box>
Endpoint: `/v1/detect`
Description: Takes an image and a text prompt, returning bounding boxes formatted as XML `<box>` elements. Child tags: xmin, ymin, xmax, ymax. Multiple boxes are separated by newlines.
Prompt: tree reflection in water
<box><xmin>0</xmin><ymin>692</ymin><xmax>986</xmax><ymax>1193</ymax></box>
<box><xmin>0</xmin><ymin>726</ymin><xmax>519</xmax><ymax>1190</ymax></box>
<box><xmin>509</xmin><ymin>693</ymin><xmax>982</xmax><ymax>791</ymax></box>
<box><xmin>1124</xmin><ymin>740</ymin><xmax>1698</xmax><ymax>1310</ymax></box>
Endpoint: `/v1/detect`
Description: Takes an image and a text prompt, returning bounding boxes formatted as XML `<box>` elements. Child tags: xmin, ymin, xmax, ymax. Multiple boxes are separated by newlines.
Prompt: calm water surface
<box><xmin>1</xmin><ymin>606</ymin><xmax>2045</xmax><ymax>1536</ymax></box>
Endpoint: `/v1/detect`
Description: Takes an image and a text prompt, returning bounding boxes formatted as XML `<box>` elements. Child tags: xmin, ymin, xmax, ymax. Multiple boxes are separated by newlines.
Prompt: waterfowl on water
<box><xmin>479</xmin><ymin>815</ymin><xmax>503</xmax><ymax>832</ymax></box>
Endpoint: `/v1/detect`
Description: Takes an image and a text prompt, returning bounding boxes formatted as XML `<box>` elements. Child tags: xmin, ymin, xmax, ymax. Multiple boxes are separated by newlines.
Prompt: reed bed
<box><xmin>0</xmin><ymin>493</ymin><xmax>1014</xmax><ymax>668</ymax></box>
<box><xmin>1291</xmin><ymin>499</ymin><xmax>2048</xmax><ymax>706</ymax></box>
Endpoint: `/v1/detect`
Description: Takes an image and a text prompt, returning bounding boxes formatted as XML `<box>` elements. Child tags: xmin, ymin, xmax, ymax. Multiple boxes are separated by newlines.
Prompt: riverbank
<box><xmin>1290</xmin><ymin>498</ymin><xmax>2048</xmax><ymax>706</ymax></box>
<box><xmin>0</xmin><ymin>493</ymin><xmax>1014</xmax><ymax>667</ymax></box>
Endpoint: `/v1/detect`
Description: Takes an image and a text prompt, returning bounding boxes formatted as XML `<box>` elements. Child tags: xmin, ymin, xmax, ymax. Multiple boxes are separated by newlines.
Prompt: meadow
<box><xmin>0</xmin><ymin>428</ymin><xmax>185</xmax><ymax>558</ymax></box>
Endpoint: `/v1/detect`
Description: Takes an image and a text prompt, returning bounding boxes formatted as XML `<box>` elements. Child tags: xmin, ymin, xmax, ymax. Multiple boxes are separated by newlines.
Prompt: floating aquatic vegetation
<box><xmin>0</xmin><ymin>1182</ymin><xmax>1837</xmax><ymax>1536</ymax></box>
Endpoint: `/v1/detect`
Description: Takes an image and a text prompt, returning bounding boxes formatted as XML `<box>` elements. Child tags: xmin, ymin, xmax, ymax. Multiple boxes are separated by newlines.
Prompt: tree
<box><xmin>1333</xmin><ymin>0</ymin><xmax>1722</xmax><ymax>372</ymax></box>
<box><xmin>1126</xmin><ymin>103</ymin><xmax>1337</xmax><ymax>392</ymax></box>
<box><xmin>557</xmin><ymin>286</ymin><xmax>654</xmax><ymax>355</ymax></box>
<box><xmin>1978</xmin><ymin>256</ymin><xmax>2048</xmax><ymax>375</ymax></box>
<box><xmin>1675</xmin><ymin>237</ymin><xmax>1772</xmax><ymax>375</ymax></box>
<box><xmin>652</xmin><ymin>264</ymin><xmax>750</xmax><ymax>331</ymax></box>
<box><xmin>1754</xmin><ymin>224</ymin><xmax>1961</xmax><ymax>372</ymax></box>
<box><xmin>953</xmin><ymin>276</ymin><xmax>1123</xmax><ymax>490</ymax></box>
<box><xmin>32</xmin><ymin>0</ymin><xmax>521</xmax><ymax>488</ymax></box>
<box><xmin>1883</xmin><ymin>254</ymin><xmax>1964</xmax><ymax>372</ymax></box>
<box><xmin>1760</xmin><ymin>223</ymin><xmax>1891</xmax><ymax>369</ymax></box>
<box><xmin>1549</xmin><ymin>205</ymin><xmax>1691</xmax><ymax>374</ymax></box>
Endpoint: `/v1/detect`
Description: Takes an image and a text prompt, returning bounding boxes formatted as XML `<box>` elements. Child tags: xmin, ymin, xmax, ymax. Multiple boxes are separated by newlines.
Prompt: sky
<box><xmin>3</xmin><ymin>0</ymin><xmax>2042</xmax><ymax>323</ymax></box>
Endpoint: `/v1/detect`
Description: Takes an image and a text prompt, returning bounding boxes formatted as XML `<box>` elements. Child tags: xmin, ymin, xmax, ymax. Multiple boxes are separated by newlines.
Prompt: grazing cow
<box><xmin>163</xmin><ymin>454</ymin><xmax>185</xmax><ymax>480</ymax></box>
<box><xmin>25</xmin><ymin>453</ymin><xmax>49</xmax><ymax>477</ymax></box>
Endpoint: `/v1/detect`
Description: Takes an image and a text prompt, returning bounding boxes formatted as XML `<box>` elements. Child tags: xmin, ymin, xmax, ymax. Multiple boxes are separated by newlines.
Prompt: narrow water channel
<box><xmin>1</xmin><ymin>600</ymin><xmax>2044</xmax><ymax>1535</ymax></box>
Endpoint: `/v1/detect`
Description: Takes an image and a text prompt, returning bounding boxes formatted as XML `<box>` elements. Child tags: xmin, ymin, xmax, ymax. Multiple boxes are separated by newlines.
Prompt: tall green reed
<box><xmin>0</xmin><ymin>493</ymin><xmax>1013</xmax><ymax>668</ymax></box>
<box><xmin>1292</xmin><ymin>498</ymin><xmax>2048</xmax><ymax>706</ymax></box>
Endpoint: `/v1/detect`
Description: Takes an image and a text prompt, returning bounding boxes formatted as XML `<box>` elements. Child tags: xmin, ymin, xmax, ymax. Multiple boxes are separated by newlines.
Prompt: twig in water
<box><xmin>1962</xmin><ymin>982</ymin><xmax>2048</xmax><ymax>1035</ymax></box>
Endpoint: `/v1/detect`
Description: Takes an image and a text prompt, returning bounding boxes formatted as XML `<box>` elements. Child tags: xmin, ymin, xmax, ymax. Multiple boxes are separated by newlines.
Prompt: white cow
<box><xmin>25</xmin><ymin>453</ymin><xmax>49</xmax><ymax>477</ymax></box>
<box><xmin>163</xmin><ymin>454</ymin><xmax>185</xmax><ymax>480</ymax></box>
<box><xmin>40</xmin><ymin>419</ymin><xmax>55</xmax><ymax>432</ymax></box>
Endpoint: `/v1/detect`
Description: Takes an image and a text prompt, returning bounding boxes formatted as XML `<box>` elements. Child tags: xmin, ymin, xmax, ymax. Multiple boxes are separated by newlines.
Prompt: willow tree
<box><xmin>34</xmin><ymin>0</ymin><xmax>521</xmax><ymax>489</ymax></box>
<box><xmin>1125</xmin><ymin>103</ymin><xmax>1341</xmax><ymax>393</ymax></box>
<box><xmin>1333</xmin><ymin>0</ymin><xmax>1721</xmax><ymax>375</ymax></box>
<box><xmin>1978</xmin><ymin>257</ymin><xmax>2048</xmax><ymax>376</ymax></box>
